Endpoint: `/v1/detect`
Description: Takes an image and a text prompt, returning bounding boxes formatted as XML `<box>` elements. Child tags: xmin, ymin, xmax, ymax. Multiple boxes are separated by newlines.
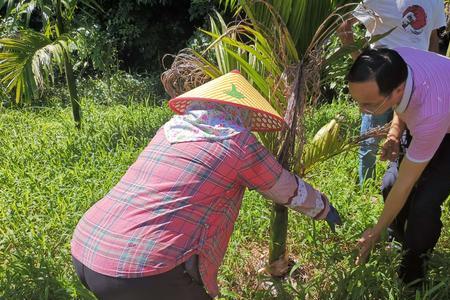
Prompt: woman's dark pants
<box><xmin>381</xmin><ymin>134</ymin><xmax>450</xmax><ymax>285</ymax></box>
<box><xmin>72</xmin><ymin>256</ymin><xmax>211</xmax><ymax>300</ymax></box>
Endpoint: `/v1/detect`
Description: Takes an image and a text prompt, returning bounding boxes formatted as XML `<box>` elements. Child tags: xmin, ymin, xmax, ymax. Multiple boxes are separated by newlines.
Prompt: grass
<box><xmin>0</xmin><ymin>99</ymin><xmax>449</xmax><ymax>299</ymax></box>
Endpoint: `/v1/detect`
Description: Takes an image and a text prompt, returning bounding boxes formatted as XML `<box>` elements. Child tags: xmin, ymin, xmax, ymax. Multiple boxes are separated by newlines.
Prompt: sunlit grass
<box><xmin>0</xmin><ymin>99</ymin><xmax>448</xmax><ymax>299</ymax></box>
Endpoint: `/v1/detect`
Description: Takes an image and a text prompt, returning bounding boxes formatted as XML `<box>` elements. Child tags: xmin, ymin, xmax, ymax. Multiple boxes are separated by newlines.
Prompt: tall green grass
<box><xmin>0</xmin><ymin>101</ymin><xmax>172</xmax><ymax>299</ymax></box>
<box><xmin>0</xmin><ymin>100</ymin><xmax>449</xmax><ymax>299</ymax></box>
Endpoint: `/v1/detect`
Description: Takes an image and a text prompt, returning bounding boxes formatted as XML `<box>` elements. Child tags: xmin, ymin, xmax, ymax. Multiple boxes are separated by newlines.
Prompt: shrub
<box><xmin>38</xmin><ymin>71</ymin><xmax>168</xmax><ymax>107</ymax></box>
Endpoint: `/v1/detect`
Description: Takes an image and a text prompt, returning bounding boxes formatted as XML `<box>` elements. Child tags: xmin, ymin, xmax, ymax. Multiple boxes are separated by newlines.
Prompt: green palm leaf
<box><xmin>0</xmin><ymin>30</ymin><xmax>70</xmax><ymax>103</ymax></box>
<box><xmin>300</xmin><ymin>119</ymin><xmax>347</xmax><ymax>174</ymax></box>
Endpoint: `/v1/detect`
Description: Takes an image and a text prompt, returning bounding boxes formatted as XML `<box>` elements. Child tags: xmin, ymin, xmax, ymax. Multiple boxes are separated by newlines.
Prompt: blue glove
<box><xmin>325</xmin><ymin>204</ymin><xmax>342</xmax><ymax>232</ymax></box>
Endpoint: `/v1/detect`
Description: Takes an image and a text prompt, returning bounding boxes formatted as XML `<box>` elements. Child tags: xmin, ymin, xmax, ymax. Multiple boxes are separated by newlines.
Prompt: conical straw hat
<box><xmin>168</xmin><ymin>70</ymin><xmax>285</xmax><ymax>132</ymax></box>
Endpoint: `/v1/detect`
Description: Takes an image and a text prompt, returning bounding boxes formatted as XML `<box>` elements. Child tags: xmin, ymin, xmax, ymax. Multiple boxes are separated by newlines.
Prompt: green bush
<box><xmin>83</xmin><ymin>0</ymin><xmax>216</xmax><ymax>73</ymax></box>
<box><xmin>38</xmin><ymin>71</ymin><xmax>168</xmax><ymax>107</ymax></box>
<box><xmin>79</xmin><ymin>71</ymin><xmax>167</xmax><ymax>105</ymax></box>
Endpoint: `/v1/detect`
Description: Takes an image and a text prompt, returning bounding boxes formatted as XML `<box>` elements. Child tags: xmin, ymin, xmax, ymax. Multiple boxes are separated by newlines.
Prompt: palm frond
<box><xmin>77</xmin><ymin>0</ymin><xmax>103</xmax><ymax>12</ymax></box>
<box><xmin>0</xmin><ymin>30</ymin><xmax>70</xmax><ymax>103</ymax></box>
<box><xmin>221</xmin><ymin>0</ymin><xmax>357</xmax><ymax>57</ymax></box>
<box><xmin>298</xmin><ymin>118</ymin><xmax>391</xmax><ymax>175</ymax></box>
<box><xmin>300</xmin><ymin>119</ymin><xmax>346</xmax><ymax>174</ymax></box>
<box><xmin>160</xmin><ymin>49</ymin><xmax>214</xmax><ymax>98</ymax></box>
<box><xmin>0</xmin><ymin>1</ymin><xmax>53</xmax><ymax>28</ymax></box>
<box><xmin>219</xmin><ymin>0</ymin><xmax>241</xmax><ymax>14</ymax></box>
<box><xmin>0</xmin><ymin>0</ymin><xmax>19</xmax><ymax>17</ymax></box>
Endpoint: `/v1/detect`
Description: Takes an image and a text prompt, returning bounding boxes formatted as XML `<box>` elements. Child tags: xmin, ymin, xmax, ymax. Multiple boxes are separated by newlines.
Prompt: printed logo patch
<box><xmin>402</xmin><ymin>5</ymin><xmax>427</xmax><ymax>35</ymax></box>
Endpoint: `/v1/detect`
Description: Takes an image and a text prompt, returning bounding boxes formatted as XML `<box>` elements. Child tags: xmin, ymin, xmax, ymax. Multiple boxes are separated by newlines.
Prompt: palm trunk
<box><xmin>56</xmin><ymin>0</ymin><xmax>81</xmax><ymax>129</ymax></box>
<box><xmin>63</xmin><ymin>52</ymin><xmax>81</xmax><ymax>129</ymax></box>
<box><xmin>269</xmin><ymin>203</ymin><xmax>288</xmax><ymax>268</ymax></box>
<box><xmin>268</xmin><ymin>63</ymin><xmax>306</xmax><ymax>274</ymax></box>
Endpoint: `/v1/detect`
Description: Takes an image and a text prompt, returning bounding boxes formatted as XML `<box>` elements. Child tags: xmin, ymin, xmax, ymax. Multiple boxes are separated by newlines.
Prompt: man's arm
<box><xmin>337</xmin><ymin>16</ymin><xmax>360</xmax><ymax>60</ymax></box>
<box><xmin>357</xmin><ymin>157</ymin><xmax>428</xmax><ymax>263</ymax></box>
<box><xmin>373</xmin><ymin>158</ymin><xmax>427</xmax><ymax>233</ymax></box>
<box><xmin>357</xmin><ymin>113</ymin><xmax>450</xmax><ymax>263</ymax></box>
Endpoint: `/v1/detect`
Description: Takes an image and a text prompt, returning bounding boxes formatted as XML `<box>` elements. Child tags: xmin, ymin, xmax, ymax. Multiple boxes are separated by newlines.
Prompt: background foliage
<box><xmin>87</xmin><ymin>0</ymin><xmax>215</xmax><ymax>72</ymax></box>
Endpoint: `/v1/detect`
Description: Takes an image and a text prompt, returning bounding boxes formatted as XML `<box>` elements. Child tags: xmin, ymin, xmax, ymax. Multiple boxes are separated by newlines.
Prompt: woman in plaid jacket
<box><xmin>71</xmin><ymin>71</ymin><xmax>341</xmax><ymax>299</ymax></box>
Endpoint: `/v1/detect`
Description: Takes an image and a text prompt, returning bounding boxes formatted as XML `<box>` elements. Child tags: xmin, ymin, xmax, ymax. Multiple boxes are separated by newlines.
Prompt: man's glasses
<box><xmin>359</xmin><ymin>93</ymin><xmax>391</xmax><ymax>115</ymax></box>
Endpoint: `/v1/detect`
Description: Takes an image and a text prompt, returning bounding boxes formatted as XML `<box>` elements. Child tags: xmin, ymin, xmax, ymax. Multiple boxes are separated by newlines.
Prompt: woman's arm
<box><xmin>259</xmin><ymin>169</ymin><xmax>331</xmax><ymax>220</ymax></box>
<box><xmin>238</xmin><ymin>133</ymin><xmax>340</xmax><ymax>226</ymax></box>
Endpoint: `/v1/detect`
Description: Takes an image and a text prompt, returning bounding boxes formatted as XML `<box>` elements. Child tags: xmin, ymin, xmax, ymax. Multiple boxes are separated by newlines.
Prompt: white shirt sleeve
<box><xmin>352</xmin><ymin>1</ymin><xmax>376</xmax><ymax>31</ymax></box>
<box><xmin>432</xmin><ymin>0</ymin><xmax>447</xmax><ymax>29</ymax></box>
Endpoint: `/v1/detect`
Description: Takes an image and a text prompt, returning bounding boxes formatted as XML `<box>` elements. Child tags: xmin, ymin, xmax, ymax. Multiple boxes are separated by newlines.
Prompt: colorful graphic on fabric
<box><xmin>402</xmin><ymin>5</ymin><xmax>427</xmax><ymax>35</ymax></box>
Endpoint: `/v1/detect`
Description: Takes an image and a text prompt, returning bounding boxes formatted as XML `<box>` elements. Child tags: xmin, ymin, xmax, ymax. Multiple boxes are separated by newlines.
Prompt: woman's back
<box><xmin>71</xmin><ymin>127</ymin><xmax>281</xmax><ymax>293</ymax></box>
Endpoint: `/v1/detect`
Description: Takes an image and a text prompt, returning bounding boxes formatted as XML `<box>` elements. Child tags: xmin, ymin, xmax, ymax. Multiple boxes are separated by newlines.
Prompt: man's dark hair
<box><xmin>346</xmin><ymin>48</ymin><xmax>408</xmax><ymax>96</ymax></box>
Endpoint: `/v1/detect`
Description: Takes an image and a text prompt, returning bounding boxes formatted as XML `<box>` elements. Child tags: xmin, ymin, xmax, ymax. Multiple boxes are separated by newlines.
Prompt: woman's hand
<box><xmin>325</xmin><ymin>203</ymin><xmax>342</xmax><ymax>232</ymax></box>
<box><xmin>355</xmin><ymin>227</ymin><xmax>381</xmax><ymax>265</ymax></box>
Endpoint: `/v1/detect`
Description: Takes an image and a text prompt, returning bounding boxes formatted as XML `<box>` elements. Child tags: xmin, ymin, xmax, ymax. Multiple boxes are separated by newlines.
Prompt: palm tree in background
<box><xmin>0</xmin><ymin>0</ymin><xmax>101</xmax><ymax>128</ymax></box>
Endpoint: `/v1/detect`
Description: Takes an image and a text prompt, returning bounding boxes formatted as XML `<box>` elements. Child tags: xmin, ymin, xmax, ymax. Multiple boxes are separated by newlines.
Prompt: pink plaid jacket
<box><xmin>71</xmin><ymin>128</ymin><xmax>282</xmax><ymax>297</ymax></box>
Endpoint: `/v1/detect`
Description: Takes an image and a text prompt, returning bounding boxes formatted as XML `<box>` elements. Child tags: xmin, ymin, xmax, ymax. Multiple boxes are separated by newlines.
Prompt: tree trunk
<box><xmin>268</xmin><ymin>63</ymin><xmax>306</xmax><ymax>275</ymax></box>
<box><xmin>268</xmin><ymin>203</ymin><xmax>288</xmax><ymax>271</ymax></box>
<box><xmin>64</xmin><ymin>52</ymin><xmax>81</xmax><ymax>129</ymax></box>
<box><xmin>56</xmin><ymin>0</ymin><xmax>81</xmax><ymax>129</ymax></box>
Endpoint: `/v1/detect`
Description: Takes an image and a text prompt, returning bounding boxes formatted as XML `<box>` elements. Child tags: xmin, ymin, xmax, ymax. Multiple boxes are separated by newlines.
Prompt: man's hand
<box><xmin>380</xmin><ymin>136</ymin><xmax>400</xmax><ymax>162</ymax></box>
<box><xmin>356</xmin><ymin>227</ymin><xmax>380</xmax><ymax>265</ymax></box>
